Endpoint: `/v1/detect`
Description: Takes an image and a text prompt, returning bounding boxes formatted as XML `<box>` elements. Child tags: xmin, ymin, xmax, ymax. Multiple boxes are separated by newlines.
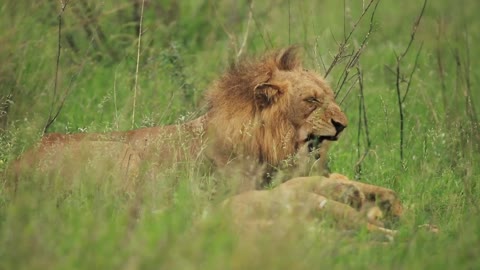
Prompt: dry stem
<box><xmin>354</xmin><ymin>65</ymin><xmax>371</xmax><ymax>179</ymax></box>
<box><xmin>131</xmin><ymin>0</ymin><xmax>145</xmax><ymax>129</ymax></box>
<box><xmin>392</xmin><ymin>0</ymin><xmax>426</xmax><ymax>165</ymax></box>
<box><xmin>44</xmin><ymin>0</ymin><xmax>70</xmax><ymax>134</ymax></box>
<box><xmin>324</xmin><ymin>0</ymin><xmax>378</xmax><ymax>78</ymax></box>
<box><xmin>237</xmin><ymin>1</ymin><xmax>254</xmax><ymax>60</ymax></box>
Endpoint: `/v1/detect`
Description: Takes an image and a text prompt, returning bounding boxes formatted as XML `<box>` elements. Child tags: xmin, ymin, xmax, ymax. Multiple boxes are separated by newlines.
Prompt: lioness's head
<box><xmin>207</xmin><ymin>46</ymin><xmax>347</xmax><ymax>166</ymax></box>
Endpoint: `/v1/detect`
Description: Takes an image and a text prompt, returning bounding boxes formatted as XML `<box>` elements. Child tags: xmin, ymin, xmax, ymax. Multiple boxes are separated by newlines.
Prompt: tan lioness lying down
<box><xmin>8</xmin><ymin>47</ymin><xmax>402</xmax><ymax>236</ymax></box>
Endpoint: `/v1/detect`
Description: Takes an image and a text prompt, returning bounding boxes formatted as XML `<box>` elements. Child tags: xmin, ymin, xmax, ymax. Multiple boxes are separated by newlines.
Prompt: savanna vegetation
<box><xmin>1</xmin><ymin>0</ymin><xmax>479</xmax><ymax>269</ymax></box>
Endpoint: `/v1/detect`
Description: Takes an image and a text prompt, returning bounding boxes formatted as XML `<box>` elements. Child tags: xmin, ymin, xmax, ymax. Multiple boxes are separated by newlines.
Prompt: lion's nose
<box><xmin>331</xmin><ymin>119</ymin><xmax>346</xmax><ymax>134</ymax></box>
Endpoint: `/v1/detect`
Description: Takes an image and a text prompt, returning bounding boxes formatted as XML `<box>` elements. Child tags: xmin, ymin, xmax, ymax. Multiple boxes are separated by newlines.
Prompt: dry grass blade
<box><xmin>237</xmin><ymin>0</ymin><xmax>254</xmax><ymax>60</ymax></box>
<box><xmin>131</xmin><ymin>0</ymin><xmax>145</xmax><ymax>129</ymax></box>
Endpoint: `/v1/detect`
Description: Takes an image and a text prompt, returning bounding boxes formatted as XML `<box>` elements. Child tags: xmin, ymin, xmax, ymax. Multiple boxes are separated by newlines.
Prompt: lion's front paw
<box><xmin>368</xmin><ymin>190</ymin><xmax>403</xmax><ymax>226</ymax></box>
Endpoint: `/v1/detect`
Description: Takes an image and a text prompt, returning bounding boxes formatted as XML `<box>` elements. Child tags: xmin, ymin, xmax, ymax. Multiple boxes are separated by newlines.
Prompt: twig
<box><xmin>398</xmin><ymin>0</ymin><xmax>427</xmax><ymax>60</ymax></box>
<box><xmin>338</xmin><ymin>72</ymin><xmax>359</xmax><ymax>105</ymax></box>
<box><xmin>314</xmin><ymin>37</ymin><xmax>327</xmax><ymax>74</ymax></box>
<box><xmin>158</xmin><ymin>91</ymin><xmax>177</xmax><ymax>124</ymax></box>
<box><xmin>402</xmin><ymin>43</ymin><xmax>423</xmax><ymax>103</ymax></box>
<box><xmin>237</xmin><ymin>0</ymin><xmax>254</xmax><ymax>60</ymax></box>
<box><xmin>44</xmin><ymin>0</ymin><xmax>70</xmax><ymax>134</ymax></box>
<box><xmin>343</xmin><ymin>0</ymin><xmax>346</xmax><ymax>40</ymax></box>
<box><xmin>462</xmin><ymin>29</ymin><xmax>478</xmax><ymax>125</ymax></box>
<box><xmin>131</xmin><ymin>0</ymin><xmax>145</xmax><ymax>129</ymax></box>
<box><xmin>324</xmin><ymin>0</ymin><xmax>377</xmax><ymax>78</ymax></box>
<box><xmin>249</xmin><ymin>2</ymin><xmax>273</xmax><ymax>49</ymax></box>
<box><xmin>74</xmin><ymin>0</ymin><xmax>117</xmax><ymax>61</ymax></box>
<box><xmin>288</xmin><ymin>0</ymin><xmax>291</xmax><ymax>45</ymax></box>
<box><xmin>354</xmin><ymin>66</ymin><xmax>371</xmax><ymax>179</ymax></box>
<box><xmin>435</xmin><ymin>20</ymin><xmax>448</xmax><ymax>112</ymax></box>
<box><xmin>392</xmin><ymin>0</ymin><xmax>426</xmax><ymax>166</ymax></box>
<box><xmin>394</xmin><ymin>52</ymin><xmax>403</xmax><ymax>163</ymax></box>
<box><xmin>452</xmin><ymin>29</ymin><xmax>480</xmax><ymax>211</ymax></box>
<box><xmin>45</xmin><ymin>37</ymin><xmax>95</xmax><ymax>134</ymax></box>
<box><xmin>113</xmin><ymin>69</ymin><xmax>119</xmax><ymax>130</ymax></box>
<box><xmin>335</xmin><ymin>0</ymin><xmax>380</xmax><ymax>100</ymax></box>
<box><xmin>213</xmin><ymin>3</ymin><xmax>238</xmax><ymax>56</ymax></box>
<box><xmin>0</xmin><ymin>94</ymin><xmax>12</xmax><ymax>132</ymax></box>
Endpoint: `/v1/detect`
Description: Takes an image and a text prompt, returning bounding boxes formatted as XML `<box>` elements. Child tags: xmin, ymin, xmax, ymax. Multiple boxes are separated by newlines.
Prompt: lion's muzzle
<box><xmin>331</xmin><ymin>119</ymin><xmax>346</xmax><ymax>135</ymax></box>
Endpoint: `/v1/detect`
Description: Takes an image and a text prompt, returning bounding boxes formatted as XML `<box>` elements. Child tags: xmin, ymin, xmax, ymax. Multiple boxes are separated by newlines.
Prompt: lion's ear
<box><xmin>276</xmin><ymin>46</ymin><xmax>301</xmax><ymax>71</ymax></box>
<box><xmin>253</xmin><ymin>81</ymin><xmax>287</xmax><ymax>108</ymax></box>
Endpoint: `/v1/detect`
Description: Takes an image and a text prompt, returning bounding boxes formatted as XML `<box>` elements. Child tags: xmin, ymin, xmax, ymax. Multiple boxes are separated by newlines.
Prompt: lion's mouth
<box><xmin>306</xmin><ymin>134</ymin><xmax>340</xmax><ymax>159</ymax></box>
<box><xmin>306</xmin><ymin>134</ymin><xmax>339</xmax><ymax>145</ymax></box>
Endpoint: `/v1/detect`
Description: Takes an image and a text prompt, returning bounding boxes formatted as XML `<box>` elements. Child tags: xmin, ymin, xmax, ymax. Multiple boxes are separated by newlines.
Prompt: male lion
<box><xmin>8</xmin><ymin>47</ymin><xmax>401</xmax><ymax>235</ymax></box>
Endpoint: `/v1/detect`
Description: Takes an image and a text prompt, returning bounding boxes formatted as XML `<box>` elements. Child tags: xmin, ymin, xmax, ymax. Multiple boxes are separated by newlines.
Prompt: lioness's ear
<box><xmin>253</xmin><ymin>81</ymin><xmax>288</xmax><ymax>108</ymax></box>
<box><xmin>276</xmin><ymin>46</ymin><xmax>301</xmax><ymax>71</ymax></box>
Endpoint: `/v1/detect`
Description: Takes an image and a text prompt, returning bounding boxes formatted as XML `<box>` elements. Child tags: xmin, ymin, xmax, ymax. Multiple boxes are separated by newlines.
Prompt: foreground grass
<box><xmin>2</xmin><ymin>172</ymin><xmax>479</xmax><ymax>270</ymax></box>
<box><xmin>1</xmin><ymin>0</ymin><xmax>480</xmax><ymax>269</ymax></box>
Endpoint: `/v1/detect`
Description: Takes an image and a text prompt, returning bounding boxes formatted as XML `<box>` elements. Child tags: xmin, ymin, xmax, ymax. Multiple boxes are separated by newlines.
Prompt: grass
<box><xmin>1</xmin><ymin>0</ymin><xmax>480</xmax><ymax>269</ymax></box>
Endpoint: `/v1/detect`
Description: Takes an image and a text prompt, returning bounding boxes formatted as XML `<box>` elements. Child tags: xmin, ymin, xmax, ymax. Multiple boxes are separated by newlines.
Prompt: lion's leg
<box><xmin>278</xmin><ymin>176</ymin><xmax>365</xmax><ymax>210</ymax></box>
<box><xmin>327</xmin><ymin>173</ymin><xmax>403</xmax><ymax>221</ymax></box>
<box><xmin>276</xmin><ymin>178</ymin><xmax>390</xmax><ymax>227</ymax></box>
<box><xmin>282</xmin><ymin>188</ymin><xmax>396</xmax><ymax>236</ymax></box>
<box><xmin>224</xmin><ymin>187</ymin><xmax>396</xmax><ymax>237</ymax></box>
<box><xmin>314</xmin><ymin>195</ymin><xmax>396</xmax><ymax>236</ymax></box>
<box><xmin>278</xmin><ymin>175</ymin><xmax>402</xmax><ymax>226</ymax></box>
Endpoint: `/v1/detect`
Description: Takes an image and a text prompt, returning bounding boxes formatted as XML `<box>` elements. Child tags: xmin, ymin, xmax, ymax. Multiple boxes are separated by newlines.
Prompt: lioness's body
<box><xmin>39</xmin><ymin>115</ymin><xmax>208</xmax><ymax>165</ymax></box>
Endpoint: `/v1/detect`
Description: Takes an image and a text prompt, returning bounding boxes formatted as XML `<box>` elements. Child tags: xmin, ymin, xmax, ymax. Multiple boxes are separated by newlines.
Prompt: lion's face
<box><xmin>252</xmin><ymin>50</ymin><xmax>348</xmax><ymax>152</ymax></box>
<box><xmin>208</xmin><ymin>46</ymin><xmax>348</xmax><ymax>165</ymax></box>
<box><xmin>279</xmin><ymin>69</ymin><xmax>348</xmax><ymax>146</ymax></box>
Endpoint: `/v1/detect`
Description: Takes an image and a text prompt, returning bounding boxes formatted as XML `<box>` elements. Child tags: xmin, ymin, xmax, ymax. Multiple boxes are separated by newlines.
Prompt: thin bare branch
<box><xmin>399</xmin><ymin>0</ymin><xmax>427</xmax><ymax>60</ymax></box>
<box><xmin>390</xmin><ymin>0</ymin><xmax>426</xmax><ymax>166</ymax></box>
<box><xmin>394</xmin><ymin>56</ymin><xmax>404</xmax><ymax>163</ymax></box>
<box><xmin>359</xmin><ymin>69</ymin><xmax>371</xmax><ymax>149</ymax></box>
<box><xmin>354</xmin><ymin>65</ymin><xmax>371</xmax><ymax>179</ymax></box>
<box><xmin>45</xmin><ymin>37</ymin><xmax>95</xmax><ymax>133</ymax></box>
<box><xmin>334</xmin><ymin>0</ymin><xmax>380</xmax><ymax>99</ymax></box>
<box><xmin>402</xmin><ymin>43</ymin><xmax>423</xmax><ymax>103</ymax></box>
<box><xmin>0</xmin><ymin>94</ymin><xmax>12</xmax><ymax>131</ymax></box>
<box><xmin>339</xmin><ymin>74</ymin><xmax>359</xmax><ymax>106</ymax></box>
<box><xmin>325</xmin><ymin>0</ymin><xmax>377</xmax><ymax>78</ymax></box>
<box><xmin>355</xmin><ymin>86</ymin><xmax>363</xmax><ymax>179</ymax></box>
<box><xmin>288</xmin><ymin>0</ymin><xmax>291</xmax><ymax>45</ymax></box>
<box><xmin>44</xmin><ymin>0</ymin><xmax>70</xmax><ymax>134</ymax></box>
<box><xmin>343</xmin><ymin>0</ymin><xmax>347</xmax><ymax>41</ymax></box>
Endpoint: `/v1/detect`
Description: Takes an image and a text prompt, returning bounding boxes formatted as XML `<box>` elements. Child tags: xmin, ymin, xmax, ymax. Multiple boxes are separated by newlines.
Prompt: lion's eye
<box><xmin>305</xmin><ymin>97</ymin><xmax>320</xmax><ymax>104</ymax></box>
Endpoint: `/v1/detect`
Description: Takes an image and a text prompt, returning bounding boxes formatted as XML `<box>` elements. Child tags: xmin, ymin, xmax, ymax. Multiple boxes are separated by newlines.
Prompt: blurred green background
<box><xmin>1</xmin><ymin>0</ymin><xmax>479</xmax><ymax>269</ymax></box>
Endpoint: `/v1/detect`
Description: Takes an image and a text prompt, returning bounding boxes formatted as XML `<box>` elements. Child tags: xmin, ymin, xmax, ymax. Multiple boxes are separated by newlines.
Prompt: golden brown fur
<box><xmin>11</xmin><ymin>47</ymin><xmax>348</xmax><ymax>186</ymax></box>
<box><xmin>9</xmin><ymin>47</ymin><xmax>401</xmax><ymax>236</ymax></box>
<box><xmin>205</xmin><ymin>47</ymin><xmax>347</xmax><ymax>169</ymax></box>
<box><xmin>224</xmin><ymin>175</ymin><xmax>400</xmax><ymax>237</ymax></box>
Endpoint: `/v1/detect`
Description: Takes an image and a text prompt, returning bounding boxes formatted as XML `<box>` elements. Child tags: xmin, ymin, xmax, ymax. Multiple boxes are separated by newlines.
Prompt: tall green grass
<box><xmin>1</xmin><ymin>0</ymin><xmax>479</xmax><ymax>269</ymax></box>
